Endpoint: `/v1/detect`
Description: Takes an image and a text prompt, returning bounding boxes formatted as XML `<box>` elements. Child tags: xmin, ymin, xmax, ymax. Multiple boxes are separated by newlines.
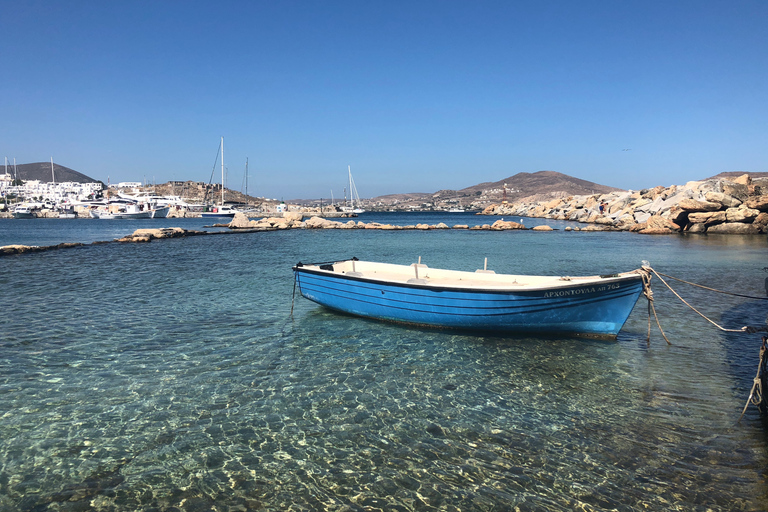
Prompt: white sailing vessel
<box><xmin>341</xmin><ymin>165</ymin><xmax>364</xmax><ymax>214</ymax></box>
<box><xmin>202</xmin><ymin>137</ymin><xmax>236</xmax><ymax>218</ymax></box>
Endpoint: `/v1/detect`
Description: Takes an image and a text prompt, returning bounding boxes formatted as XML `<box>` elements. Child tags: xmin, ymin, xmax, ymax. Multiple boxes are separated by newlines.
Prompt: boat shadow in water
<box><xmin>300</xmin><ymin>305</ymin><xmax>625</xmax><ymax>344</ymax></box>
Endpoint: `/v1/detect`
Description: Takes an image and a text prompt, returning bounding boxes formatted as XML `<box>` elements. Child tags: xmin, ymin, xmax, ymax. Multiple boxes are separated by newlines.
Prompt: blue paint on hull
<box><xmin>294</xmin><ymin>268</ymin><xmax>644</xmax><ymax>337</ymax></box>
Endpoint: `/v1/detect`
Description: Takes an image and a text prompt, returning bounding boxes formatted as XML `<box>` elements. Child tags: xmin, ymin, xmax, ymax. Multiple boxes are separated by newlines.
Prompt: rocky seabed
<box><xmin>481</xmin><ymin>174</ymin><xmax>768</xmax><ymax>235</ymax></box>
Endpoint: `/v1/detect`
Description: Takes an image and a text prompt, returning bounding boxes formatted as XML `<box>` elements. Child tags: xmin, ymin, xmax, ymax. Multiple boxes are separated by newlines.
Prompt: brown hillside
<box><xmin>705</xmin><ymin>171</ymin><xmax>768</xmax><ymax>180</ymax></box>
<box><xmin>459</xmin><ymin>171</ymin><xmax>622</xmax><ymax>201</ymax></box>
<box><xmin>6</xmin><ymin>162</ymin><xmax>101</xmax><ymax>184</ymax></box>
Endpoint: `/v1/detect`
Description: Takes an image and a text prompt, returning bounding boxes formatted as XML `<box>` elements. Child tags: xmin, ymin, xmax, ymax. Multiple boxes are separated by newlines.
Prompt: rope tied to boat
<box><xmin>636</xmin><ymin>267</ymin><xmax>671</xmax><ymax>345</ymax></box>
<box><xmin>644</xmin><ymin>266</ymin><xmax>750</xmax><ymax>334</ymax></box>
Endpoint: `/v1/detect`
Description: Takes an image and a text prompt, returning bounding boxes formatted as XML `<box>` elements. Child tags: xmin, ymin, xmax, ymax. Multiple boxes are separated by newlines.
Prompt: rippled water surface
<box><xmin>1</xmin><ymin>215</ymin><xmax>767</xmax><ymax>511</ymax></box>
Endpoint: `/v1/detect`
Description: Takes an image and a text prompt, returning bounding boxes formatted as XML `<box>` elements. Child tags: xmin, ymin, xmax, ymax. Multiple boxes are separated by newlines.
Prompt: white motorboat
<box><xmin>12</xmin><ymin>205</ymin><xmax>37</xmax><ymax>219</ymax></box>
<box><xmin>90</xmin><ymin>201</ymin><xmax>153</xmax><ymax>219</ymax></box>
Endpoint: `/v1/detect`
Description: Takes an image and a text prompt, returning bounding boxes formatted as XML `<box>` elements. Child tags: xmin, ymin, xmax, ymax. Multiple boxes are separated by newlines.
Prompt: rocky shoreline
<box><xmin>225</xmin><ymin>211</ymin><xmax>541</xmax><ymax>232</ymax></box>
<box><xmin>479</xmin><ymin>174</ymin><xmax>768</xmax><ymax>235</ymax></box>
<box><xmin>0</xmin><ymin>216</ymin><xmax>543</xmax><ymax>256</ymax></box>
<box><xmin>2</xmin><ymin>174</ymin><xmax>767</xmax><ymax>256</ymax></box>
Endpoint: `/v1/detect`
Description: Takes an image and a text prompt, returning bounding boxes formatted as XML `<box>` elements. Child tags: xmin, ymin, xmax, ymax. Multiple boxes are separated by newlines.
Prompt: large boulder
<box><xmin>707</xmin><ymin>222</ymin><xmax>761</xmax><ymax>234</ymax></box>
<box><xmin>130</xmin><ymin>228</ymin><xmax>187</xmax><ymax>239</ymax></box>
<box><xmin>751</xmin><ymin>178</ymin><xmax>768</xmax><ymax>195</ymax></box>
<box><xmin>687</xmin><ymin>223</ymin><xmax>708</xmax><ymax>233</ymax></box>
<box><xmin>745</xmin><ymin>195</ymin><xmax>768</xmax><ymax>212</ymax></box>
<box><xmin>688</xmin><ymin>211</ymin><xmax>726</xmax><ymax>225</ymax></box>
<box><xmin>732</xmin><ymin>174</ymin><xmax>752</xmax><ymax>185</ymax></box>
<box><xmin>667</xmin><ymin>207</ymin><xmax>690</xmax><ymax>225</ymax></box>
<box><xmin>633</xmin><ymin>211</ymin><xmax>652</xmax><ymax>224</ymax></box>
<box><xmin>725</xmin><ymin>206</ymin><xmax>760</xmax><ymax>223</ymax></box>
<box><xmin>284</xmin><ymin>212</ymin><xmax>304</xmax><ymax>222</ymax></box>
<box><xmin>753</xmin><ymin>212</ymin><xmax>768</xmax><ymax>231</ymax></box>
<box><xmin>304</xmin><ymin>216</ymin><xmax>337</xmax><ymax>229</ymax></box>
<box><xmin>228</xmin><ymin>212</ymin><xmax>253</xmax><ymax>228</ymax></box>
<box><xmin>636</xmin><ymin>215</ymin><xmax>681</xmax><ymax>235</ymax></box>
<box><xmin>721</xmin><ymin>181</ymin><xmax>749</xmax><ymax>201</ymax></box>
<box><xmin>704</xmin><ymin>192</ymin><xmax>742</xmax><ymax>208</ymax></box>
<box><xmin>676</xmin><ymin>199</ymin><xmax>722</xmax><ymax>212</ymax></box>
<box><xmin>491</xmin><ymin>219</ymin><xmax>525</xmax><ymax>230</ymax></box>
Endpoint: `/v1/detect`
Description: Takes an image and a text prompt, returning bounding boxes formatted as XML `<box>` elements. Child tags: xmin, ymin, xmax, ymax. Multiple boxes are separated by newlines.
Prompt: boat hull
<box><xmin>200</xmin><ymin>212</ymin><xmax>237</xmax><ymax>218</ymax></box>
<box><xmin>294</xmin><ymin>262</ymin><xmax>644</xmax><ymax>338</ymax></box>
<box><xmin>151</xmin><ymin>207</ymin><xmax>170</xmax><ymax>218</ymax></box>
<box><xmin>90</xmin><ymin>210</ymin><xmax>154</xmax><ymax>219</ymax></box>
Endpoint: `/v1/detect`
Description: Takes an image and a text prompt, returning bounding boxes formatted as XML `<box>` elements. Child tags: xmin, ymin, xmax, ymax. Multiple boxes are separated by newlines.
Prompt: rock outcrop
<box><xmin>480</xmin><ymin>175</ymin><xmax>768</xmax><ymax>235</ymax></box>
<box><xmin>227</xmin><ymin>213</ymin><xmax>526</xmax><ymax>233</ymax></box>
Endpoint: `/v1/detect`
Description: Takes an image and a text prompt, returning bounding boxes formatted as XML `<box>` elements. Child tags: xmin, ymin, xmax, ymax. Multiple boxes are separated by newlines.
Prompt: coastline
<box><xmin>478</xmin><ymin>174</ymin><xmax>768</xmax><ymax>235</ymax></box>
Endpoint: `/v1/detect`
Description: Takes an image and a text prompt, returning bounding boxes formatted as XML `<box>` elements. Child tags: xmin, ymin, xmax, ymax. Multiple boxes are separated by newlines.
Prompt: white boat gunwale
<box><xmin>293</xmin><ymin>259</ymin><xmax>643</xmax><ymax>294</ymax></box>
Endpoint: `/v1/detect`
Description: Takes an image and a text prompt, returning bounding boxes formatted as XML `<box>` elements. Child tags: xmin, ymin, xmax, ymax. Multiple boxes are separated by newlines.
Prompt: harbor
<box><xmin>3</xmin><ymin>1</ymin><xmax>768</xmax><ymax>509</ymax></box>
<box><xmin>1</xmin><ymin>213</ymin><xmax>767</xmax><ymax>510</ymax></box>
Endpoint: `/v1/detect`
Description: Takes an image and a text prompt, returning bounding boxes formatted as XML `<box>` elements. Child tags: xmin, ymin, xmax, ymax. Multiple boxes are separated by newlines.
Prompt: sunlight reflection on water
<box><xmin>0</xmin><ymin>219</ymin><xmax>767</xmax><ymax>511</ymax></box>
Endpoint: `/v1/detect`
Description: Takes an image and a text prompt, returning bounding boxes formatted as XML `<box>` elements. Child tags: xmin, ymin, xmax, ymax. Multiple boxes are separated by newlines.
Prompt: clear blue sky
<box><xmin>2</xmin><ymin>1</ymin><xmax>766</xmax><ymax>200</ymax></box>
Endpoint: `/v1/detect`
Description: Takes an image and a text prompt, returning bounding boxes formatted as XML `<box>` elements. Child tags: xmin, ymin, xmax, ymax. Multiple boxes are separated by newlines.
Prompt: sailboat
<box><xmin>340</xmin><ymin>165</ymin><xmax>365</xmax><ymax>214</ymax></box>
<box><xmin>201</xmin><ymin>137</ymin><xmax>237</xmax><ymax>218</ymax></box>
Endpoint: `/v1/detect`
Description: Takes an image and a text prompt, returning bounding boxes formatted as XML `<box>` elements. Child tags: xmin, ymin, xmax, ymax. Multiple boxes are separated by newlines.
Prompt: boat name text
<box><xmin>543</xmin><ymin>284</ymin><xmax>620</xmax><ymax>298</ymax></box>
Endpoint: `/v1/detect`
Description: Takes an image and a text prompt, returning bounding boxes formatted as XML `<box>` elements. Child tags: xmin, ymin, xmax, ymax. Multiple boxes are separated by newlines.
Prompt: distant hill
<box><xmin>371</xmin><ymin>170</ymin><xmax>622</xmax><ymax>205</ymax></box>
<box><xmin>3</xmin><ymin>162</ymin><xmax>101</xmax><ymax>184</ymax></box>
<box><xmin>705</xmin><ymin>171</ymin><xmax>768</xmax><ymax>180</ymax></box>
<box><xmin>456</xmin><ymin>170</ymin><xmax>622</xmax><ymax>201</ymax></box>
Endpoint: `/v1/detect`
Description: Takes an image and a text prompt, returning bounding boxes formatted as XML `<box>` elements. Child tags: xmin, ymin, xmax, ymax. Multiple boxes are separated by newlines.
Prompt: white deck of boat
<box><xmin>304</xmin><ymin>260</ymin><xmax>637</xmax><ymax>291</ymax></box>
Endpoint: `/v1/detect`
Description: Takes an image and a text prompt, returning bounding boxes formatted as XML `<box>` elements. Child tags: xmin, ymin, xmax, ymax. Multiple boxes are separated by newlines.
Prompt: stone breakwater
<box><xmin>0</xmin><ymin>227</ymin><xmax>275</xmax><ymax>256</ymax></box>
<box><xmin>226</xmin><ymin>212</ymin><xmax>544</xmax><ymax>231</ymax></box>
<box><xmin>480</xmin><ymin>174</ymin><xmax>768</xmax><ymax>235</ymax></box>
<box><xmin>0</xmin><ymin>219</ymin><xmax>543</xmax><ymax>256</ymax></box>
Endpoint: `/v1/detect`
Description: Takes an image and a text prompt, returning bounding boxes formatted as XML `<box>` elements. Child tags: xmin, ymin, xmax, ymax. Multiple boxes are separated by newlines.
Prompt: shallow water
<box><xmin>1</xmin><ymin>216</ymin><xmax>767</xmax><ymax>511</ymax></box>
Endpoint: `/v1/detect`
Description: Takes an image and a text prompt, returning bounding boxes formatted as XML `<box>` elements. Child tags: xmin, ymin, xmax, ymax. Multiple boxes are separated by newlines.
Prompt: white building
<box><xmin>117</xmin><ymin>182</ymin><xmax>143</xmax><ymax>189</ymax></box>
<box><xmin>0</xmin><ymin>174</ymin><xmax>102</xmax><ymax>202</ymax></box>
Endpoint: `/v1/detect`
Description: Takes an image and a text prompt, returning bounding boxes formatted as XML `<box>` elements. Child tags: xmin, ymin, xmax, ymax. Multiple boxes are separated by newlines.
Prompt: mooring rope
<box><xmin>653</xmin><ymin>271</ymin><xmax>768</xmax><ymax>301</ymax></box>
<box><xmin>739</xmin><ymin>336</ymin><xmax>767</xmax><ymax>421</ymax></box>
<box><xmin>645</xmin><ymin>266</ymin><xmax>749</xmax><ymax>333</ymax></box>
<box><xmin>637</xmin><ymin>268</ymin><xmax>671</xmax><ymax>345</ymax></box>
<box><xmin>637</xmin><ymin>267</ymin><xmax>768</xmax><ymax>418</ymax></box>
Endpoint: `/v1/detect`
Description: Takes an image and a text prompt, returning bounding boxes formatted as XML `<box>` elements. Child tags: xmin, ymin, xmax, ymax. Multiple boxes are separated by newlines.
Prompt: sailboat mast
<box><xmin>245</xmin><ymin>157</ymin><xmax>248</xmax><ymax>198</ymax></box>
<box><xmin>51</xmin><ymin>157</ymin><xmax>55</xmax><ymax>184</ymax></box>
<box><xmin>348</xmin><ymin>165</ymin><xmax>353</xmax><ymax>209</ymax></box>
<box><xmin>220</xmin><ymin>137</ymin><xmax>225</xmax><ymax>205</ymax></box>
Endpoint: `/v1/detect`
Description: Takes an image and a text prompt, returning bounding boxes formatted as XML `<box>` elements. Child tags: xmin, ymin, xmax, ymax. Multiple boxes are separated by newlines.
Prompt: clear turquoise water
<box><xmin>1</xmin><ymin>214</ymin><xmax>767</xmax><ymax>511</ymax></box>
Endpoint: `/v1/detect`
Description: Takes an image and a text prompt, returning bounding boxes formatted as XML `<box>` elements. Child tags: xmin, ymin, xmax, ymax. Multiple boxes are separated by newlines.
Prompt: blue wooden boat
<box><xmin>293</xmin><ymin>258</ymin><xmax>646</xmax><ymax>338</ymax></box>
